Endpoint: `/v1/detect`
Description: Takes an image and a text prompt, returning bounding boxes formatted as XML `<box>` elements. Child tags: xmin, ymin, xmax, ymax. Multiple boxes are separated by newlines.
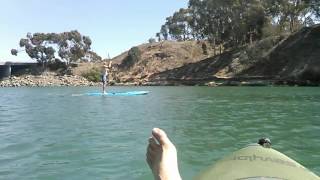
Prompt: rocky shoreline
<box><xmin>1</xmin><ymin>75</ymin><xmax>319</xmax><ymax>87</ymax></box>
<box><xmin>0</xmin><ymin>75</ymin><xmax>99</xmax><ymax>87</ymax></box>
<box><xmin>144</xmin><ymin>79</ymin><xmax>320</xmax><ymax>87</ymax></box>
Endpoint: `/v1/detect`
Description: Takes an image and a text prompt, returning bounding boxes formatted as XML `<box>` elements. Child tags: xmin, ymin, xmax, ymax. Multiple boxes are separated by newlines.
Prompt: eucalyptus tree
<box><xmin>160</xmin><ymin>25</ymin><xmax>169</xmax><ymax>40</ymax></box>
<box><xmin>156</xmin><ymin>33</ymin><xmax>161</xmax><ymax>42</ymax></box>
<box><xmin>158</xmin><ymin>0</ymin><xmax>318</xmax><ymax>49</ymax></box>
<box><xmin>263</xmin><ymin>0</ymin><xmax>319</xmax><ymax>32</ymax></box>
<box><xmin>164</xmin><ymin>8</ymin><xmax>191</xmax><ymax>41</ymax></box>
<box><xmin>13</xmin><ymin>33</ymin><xmax>57</xmax><ymax>70</ymax></box>
<box><xmin>188</xmin><ymin>0</ymin><xmax>207</xmax><ymax>39</ymax></box>
<box><xmin>11</xmin><ymin>30</ymin><xmax>92</xmax><ymax>70</ymax></box>
<box><xmin>57</xmin><ymin>30</ymin><xmax>92</xmax><ymax>65</ymax></box>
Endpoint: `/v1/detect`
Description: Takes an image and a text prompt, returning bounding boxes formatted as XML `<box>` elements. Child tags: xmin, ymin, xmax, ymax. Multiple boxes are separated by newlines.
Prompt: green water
<box><xmin>0</xmin><ymin>86</ymin><xmax>319</xmax><ymax>179</ymax></box>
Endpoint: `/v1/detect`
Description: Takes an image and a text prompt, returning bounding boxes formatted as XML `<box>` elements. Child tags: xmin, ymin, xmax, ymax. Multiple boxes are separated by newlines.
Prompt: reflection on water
<box><xmin>0</xmin><ymin>86</ymin><xmax>319</xmax><ymax>179</ymax></box>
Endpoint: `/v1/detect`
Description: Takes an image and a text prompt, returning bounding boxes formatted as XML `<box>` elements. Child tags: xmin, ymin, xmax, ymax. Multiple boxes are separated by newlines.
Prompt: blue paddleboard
<box><xmin>86</xmin><ymin>91</ymin><xmax>149</xmax><ymax>96</ymax></box>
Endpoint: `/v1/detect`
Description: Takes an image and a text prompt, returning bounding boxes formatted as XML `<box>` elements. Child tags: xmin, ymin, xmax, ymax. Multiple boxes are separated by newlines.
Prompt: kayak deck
<box><xmin>196</xmin><ymin>144</ymin><xmax>319</xmax><ymax>180</ymax></box>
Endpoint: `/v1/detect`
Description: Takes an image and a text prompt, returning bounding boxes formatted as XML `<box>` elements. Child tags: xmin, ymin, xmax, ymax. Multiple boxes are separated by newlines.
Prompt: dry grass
<box><xmin>73</xmin><ymin>24</ymin><xmax>320</xmax><ymax>84</ymax></box>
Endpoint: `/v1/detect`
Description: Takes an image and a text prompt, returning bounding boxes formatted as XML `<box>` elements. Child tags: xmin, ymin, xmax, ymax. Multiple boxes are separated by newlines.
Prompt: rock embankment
<box><xmin>0</xmin><ymin>74</ymin><xmax>99</xmax><ymax>87</ymax></box>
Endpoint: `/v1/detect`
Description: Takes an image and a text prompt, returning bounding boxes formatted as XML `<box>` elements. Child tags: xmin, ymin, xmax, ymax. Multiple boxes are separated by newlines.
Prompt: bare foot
<box><xmin>146</xmin><ymin>128</ymin><xmax>182</xmax><ymax>180</ymax></box>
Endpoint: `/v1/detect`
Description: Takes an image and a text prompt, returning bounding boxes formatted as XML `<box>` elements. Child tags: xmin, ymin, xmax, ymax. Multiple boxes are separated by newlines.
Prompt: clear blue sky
<box><xmin>0</xmin><ymin>0</ymin><xmax>188</xmax><ymax>62</ymax></box>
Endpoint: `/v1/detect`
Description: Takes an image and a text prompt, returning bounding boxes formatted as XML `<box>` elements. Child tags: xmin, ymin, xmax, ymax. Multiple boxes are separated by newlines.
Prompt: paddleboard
<box><xmin>86</xmin><ymin>91</ymin><xmax>149</xmax><ymax>96</ymax></box>
<box><xmin>195</xmin><ymin>144</ymin><xmax>319</xmax><ymax>180</ymax></box>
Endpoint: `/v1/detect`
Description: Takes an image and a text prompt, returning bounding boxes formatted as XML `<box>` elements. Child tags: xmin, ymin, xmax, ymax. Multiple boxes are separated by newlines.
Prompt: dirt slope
<box><xmin>74</xmin><ymin>24</ymin><xmax>320</xmax><ymax>86</ymax></box>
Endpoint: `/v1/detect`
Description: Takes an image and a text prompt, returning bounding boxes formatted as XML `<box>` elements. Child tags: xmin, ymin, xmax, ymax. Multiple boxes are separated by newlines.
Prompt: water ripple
<box><xmin>0</xmin><ymin>86</ymin><xmax>319</xmax><ymax>179</ymax></box>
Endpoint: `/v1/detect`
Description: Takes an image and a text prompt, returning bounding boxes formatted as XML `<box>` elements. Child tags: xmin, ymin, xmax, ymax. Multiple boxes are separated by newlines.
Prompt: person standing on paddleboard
<box><xmin>101</xmin><ymin>61</ymin><xmax>112</xmax><ymax>94</ymax></box>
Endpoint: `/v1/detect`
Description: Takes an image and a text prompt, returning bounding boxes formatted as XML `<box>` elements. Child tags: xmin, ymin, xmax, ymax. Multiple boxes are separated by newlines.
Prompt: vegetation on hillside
<box><xmin>148</xmin><ymin>24</ymin><xmax>320</xmax><ymax>85</ymax></box>
<box><xmin>119</xmin><ymin>47</ymin><xmax>142</xmax><ymax>69</ymax></box>
<box><xmin>157</xmin><ymin>0</ymin><xmax>320</xmax><ymax>49</ymax></box>
<box><xmin>81</xmin><ymin>67</ymin><xmax>101</xmax><ymax>82</ymax></box>
<box><xmin>108</xmin><ymin>41</ymin><xmax>216</xmax><ymax>82</ymax></box>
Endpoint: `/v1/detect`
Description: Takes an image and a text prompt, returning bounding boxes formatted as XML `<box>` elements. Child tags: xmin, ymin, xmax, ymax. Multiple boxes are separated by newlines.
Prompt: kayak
<box><xmin>86</xmin><ymin>91</ymin><xmax>149</xmax><ymax>96</ymax></box>
<box><xmin>196</xmin><ymin>143</ymin><xmax>319</xmax><ymax>180</ymax></box>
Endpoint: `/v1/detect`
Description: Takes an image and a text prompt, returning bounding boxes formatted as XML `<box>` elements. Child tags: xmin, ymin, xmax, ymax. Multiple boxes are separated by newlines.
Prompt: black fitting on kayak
<box><xmin>258</xmin><ymin>138</ymin><xmax>271</xmax><ymax>148</ymax></box>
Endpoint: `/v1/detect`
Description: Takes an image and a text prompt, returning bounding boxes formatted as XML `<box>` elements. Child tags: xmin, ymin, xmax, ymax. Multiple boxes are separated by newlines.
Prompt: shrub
<box><xmin>148</xmin><ymin>38</ymin><xmax>156</xmax><ymax>43</ymax></box>
<box><xmin>120</xmin><ymin>47</ymin><xmax>141</xmax><ymax>69</ymax></box>
<box><xmin>82</xmin><ymin>67</ymin><xmax>101</xmax><ymax>82</ymax></box>
<box><xmin>128</xmin><ymin>47</ymin><xmax>141</xmax><ymax>62</ymax></box>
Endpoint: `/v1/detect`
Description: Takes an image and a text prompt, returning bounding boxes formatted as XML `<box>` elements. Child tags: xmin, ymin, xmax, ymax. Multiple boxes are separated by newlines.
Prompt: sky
<box><xmin>0</xmin><ymin>0</ymin><xmax>188</xmax><ymax>62</ymax></box>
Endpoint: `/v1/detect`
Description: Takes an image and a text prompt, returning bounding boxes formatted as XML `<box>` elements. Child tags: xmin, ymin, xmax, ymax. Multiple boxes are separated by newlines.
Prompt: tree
<box><xmin>148</xmin><ymin>38</ymin><xmax>156</xmax><ymax>43</ymax></box>
<box><xmin>160</xmin><ymin>8</ymin><xmax>193</xmax><ymax>41</ymax></box>
<box><xmin>14</xmin><ymin>33</ymin><xmax>57</xmax><ymax>70</ymax></box>
<box><xmin>120</xmin><ymin>47</ymin><xmax>141</xmax><ymax>69</ymax></box>
<box><xmin>57</xmin><ymin>30</ymin><xmax>92</xmax><ymax>64</ymax></box>
<box><xmin>159</xmin><ymin>0</ymin><xmax>318</xmax><ymax>49</ymax></box>
<box><xmin>10</xmin><ymin>49</ymin><xmax>18</xmax><ymax>56</ymax></box>
<box><xmin>82</xmin><ymin>51</ymin><xmax>102</xmax><ymax>62</ymax></box>
<box><xmin>263</xmin><ymin>0</ymin><xmax>319</xmax><ymax>32</ymax></box>
<box><xmin>11</xmin><ymin>30</ymin><xmax>93</xmax><ymax>71</ymax></box>
<box><xmin>156</xmin><ymin>33</ymin><xmax>161</xmax><ymax>42</ymax></box>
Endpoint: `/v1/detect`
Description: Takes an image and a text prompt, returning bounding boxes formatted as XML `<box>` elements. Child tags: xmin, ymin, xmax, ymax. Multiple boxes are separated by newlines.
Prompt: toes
<box><xmin>148</xmin><ymin>137</ymin><xmax>157</xmax><ymax>144</ymax></box>
<box><xmin>147</xmin><ymin>143</ymin><xmax>157</xmax><ymax>156</ymax></box>
<box><xmin>146</xmin><ymin>152</ymin><xmax>153</xmax><ymax>167</ymax></box>
<box><xmin>148</xmin><ymin>137</ymin><xmax>159</xmax><ymax>150</ymax></box>
<box><xmin>146</xmin><ymin>144</ymin><xmax>157</xmax><ymax>168</ymax></box>
<box><xmin>152</xmin><ymin>128</ymin><xmax>172</xmax><ymax>146</ymax></box>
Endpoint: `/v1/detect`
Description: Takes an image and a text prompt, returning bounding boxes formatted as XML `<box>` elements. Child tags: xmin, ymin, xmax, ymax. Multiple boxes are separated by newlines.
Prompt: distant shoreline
<box><xmin>1</xmin><ymin>75</ymin><xmax>319</xmax><ymax>87</ymax></box>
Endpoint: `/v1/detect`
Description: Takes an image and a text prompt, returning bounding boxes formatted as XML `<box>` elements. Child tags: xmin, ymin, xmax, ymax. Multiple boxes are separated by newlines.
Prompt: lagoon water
<box><xmin>0</xmin><ymin>86</ymin><xmax>319</xmax><ymax>179</ymax></box>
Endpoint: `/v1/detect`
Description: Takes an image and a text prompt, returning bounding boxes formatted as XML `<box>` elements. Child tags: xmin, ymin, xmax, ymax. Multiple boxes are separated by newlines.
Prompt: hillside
<box><xmin>111</xmin><ymin>40</ymin><xmax>218</xmax><ymax>83</ymax></box>
<box><xmin>108</xmin><ymin>24</ymin><xmax>320</xmax><ymax>86</ymax></box>
<box><xmin>242</xmin><ymin>25</ymin><xmax>320</xmax><ymax>82</ymax></box>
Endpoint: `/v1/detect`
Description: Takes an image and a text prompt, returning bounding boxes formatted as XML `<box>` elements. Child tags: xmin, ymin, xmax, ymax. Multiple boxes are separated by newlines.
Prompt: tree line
<box><xmin>11</xmin><ymin>30</ymin><xmax>102</xmax><ymax>69</ymax></box>
<box><xmin>156</xmin><ymin>0</ymin><xmax>320</xmax><ymax>49</ymax></box>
